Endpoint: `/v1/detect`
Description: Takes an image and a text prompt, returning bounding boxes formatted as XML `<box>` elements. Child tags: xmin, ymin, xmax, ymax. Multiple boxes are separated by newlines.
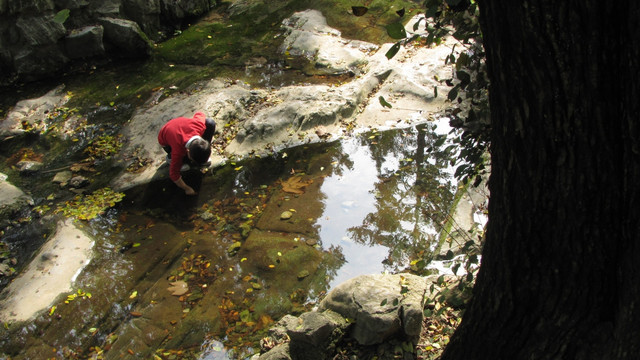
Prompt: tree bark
<box><xmin>441</xmin><ymin>1</ymin><xmax>640</xmax><ymax>359</ymax></box>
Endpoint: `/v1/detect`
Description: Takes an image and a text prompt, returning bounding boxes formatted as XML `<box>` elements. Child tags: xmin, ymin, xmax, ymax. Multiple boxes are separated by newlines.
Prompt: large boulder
<box><xmin>65</xmin><ymin>25</ymin><xmax>106</xmax><ymax>59</ymax></box>
<box><xmin>280</xmin><ymin>9</ymin><xmax>376</xmax><ymax>76</ymax></box>
<box><xmin>256</xmin><ymin>273</ymin><xmax>429</xmax><ymax>359</ymax></box>
<box><xmin>12</xmin><ymin>14</ymin><xmax>69</xmax><ymax>79</ymax></box>
<box><xmin>99</xmin><ymin>17</ymin><xmax>153</xmax><ymax>57</ymax></box>
<box><xmin>15</xmin><ymin>14</ymin><xmax>66</xmax><ymax>46</ymax></box>
<box><xmin>317</xmin><ymin>273</ymin><xmax>428</xmax><ymax>345</ymax></box>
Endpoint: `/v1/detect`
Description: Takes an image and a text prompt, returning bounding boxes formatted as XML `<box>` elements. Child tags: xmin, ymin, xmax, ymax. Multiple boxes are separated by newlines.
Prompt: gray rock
<box><xmin>280</xmin><ymin>10</ymin><xmax>376</xmax><ymax>76</ymax></box>
<box><xmin>90</xmin><ymin>0</ymin><xmax>122</xmax><ymax>18</ymax></box>
<box><xmin>65</xmin><ymin>25</ymin><xmax>105</xmax><ymax>59</ymax></box>
<box><xmin>0</xmin><ymin>84</ymin><xmax>68</xmax><ymax>140</ymax></box>
<box><xmin>287</xmin><ymin>311</ymin><xmax>347</xmax><ymax>347</ymax></box>
<box><xmin>15</xmin><ymin>14</ymin><xmax>66</xmax><ymax>46</ymax></box>
<box><xmin>14</xmin><ymin>45</ymin><xmax>69</xmax><ymax>80</ymax></box>
<box><xmin>262</xmin><ymin>311</ymin><xmax>347</xmax><ymax>360</ymax></box>
<box><xmin>68</xmin><ymin>175</ymin><xmax>90</xmax><ymax>188</ymax></box>
<box><xmin>317</xmin><ymin>273</ymin><xmax>428</xmax><ymax>345</ymax></box>
<box><xmin>0</xmin><ymin>173</ymin><xmax>34</xmax><ymax>228</ymax></box>
<box><xmin>257</xmin><ymin>343</ymin><xmax>292</xmax><ymax>360</ymax></box>
<box><xmin>160</xmin><ymin>0</ymin><xmax>211</xmax><ymax>21</ymax></box>
<box><xmin>99</xmin><ymin>17</ymin><xmax>153</xmax><ymax>57</ymax></box>
<box><xmin>16</xmin><ymin>161</ymin><xmax>44</xmax><ymax>175</ymax></box>
<box><xmin>52</xmin><ymin>170</ymin><xmax>73</xmax><ymax>184</ymax></box>
<box><xmin>7</xmin><ymin>0</ymin><xmax>55</xmax><ymax>15</ymax></box>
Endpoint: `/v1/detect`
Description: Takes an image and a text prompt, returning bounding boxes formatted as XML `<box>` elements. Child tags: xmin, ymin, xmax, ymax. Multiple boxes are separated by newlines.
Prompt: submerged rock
<box><xmin>280</xmin><ymin>210</ymin><xmax>293</xmax><ymax>220</ymax></box>
<box><xmin>52</xmin><ymin>170</ymin><xmax>73</xmax><ymax>185</ymax></box>
<box><xmin>0</xmin><ymin>219</ymin><xmax>94</xmax><ymax>322</ymax></box>
<box><xmin>15</xmin><ymin>160</ymin><xmax>43</xmax><ymax>175</ymax></box>
<box><xmin>68</xmin><ymin>175</ymin><xmax>90</xmax><ymax>188</ymax></box>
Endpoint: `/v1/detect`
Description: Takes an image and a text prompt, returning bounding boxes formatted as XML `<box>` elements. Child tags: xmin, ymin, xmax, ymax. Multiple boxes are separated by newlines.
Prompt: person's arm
<box><xmin>174</xmin><ymin>177</ymin><xmax>196</xmax><ymax>195</ymax></box>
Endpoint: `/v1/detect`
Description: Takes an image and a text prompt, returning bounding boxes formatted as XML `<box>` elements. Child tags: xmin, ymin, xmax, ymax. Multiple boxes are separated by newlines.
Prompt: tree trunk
<box><xmin>441</xmin><ymin>1</ymin><xmax>640</xmax><ymax>359</ymax></box>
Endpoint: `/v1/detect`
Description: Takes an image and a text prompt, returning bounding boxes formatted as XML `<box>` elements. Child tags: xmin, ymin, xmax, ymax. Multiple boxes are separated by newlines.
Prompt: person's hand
<box><xmin>175</xmin><ymin>177</ymin><xmax>197</xmax><ymax>195</ymax></box>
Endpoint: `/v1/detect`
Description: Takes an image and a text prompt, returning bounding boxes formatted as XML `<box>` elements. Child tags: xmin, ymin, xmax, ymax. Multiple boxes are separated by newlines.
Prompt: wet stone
<box><xmin>227</xmin><ymin>241</ymin><xmax>242</xmax><ymax>256</ymax></box>
<box><xmin>280</xmin><ymin>211</ymin><xmax>293</xmax><ymax>220</ymax></box>
<box><xmin>200</xmin><ymin>210</ymin><xmax>215</xmax><ymax>220</ymax></box>
<box><xmin>16</xmin><ymin>160</ymin><xmax>43</xmax><ymax>175</ymax></box>
<box><xmin>297</xmin><ymin>270</ymin><xmax>310</xmax><ymax>279</ymax></box>
<box><xmin>52</xmin><ymin>170</ymin><xmax>72</xmax><ymax>184</ymax></box>
<box><xmin>68</xmin><ymin>175</ymin><xmax>90</xmax><ymax>188</ymax></box>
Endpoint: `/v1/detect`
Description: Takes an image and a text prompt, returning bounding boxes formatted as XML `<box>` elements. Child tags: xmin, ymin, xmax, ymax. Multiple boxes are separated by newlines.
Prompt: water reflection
<box><xmin>318</xmin><ymin>123</ymin><xmax>456</xmax><ymax>289</ymax></box>
<box><xmin>316</xmin><ymin>137</ymin><xmax>385</xmax><ymax>288</ymax></box>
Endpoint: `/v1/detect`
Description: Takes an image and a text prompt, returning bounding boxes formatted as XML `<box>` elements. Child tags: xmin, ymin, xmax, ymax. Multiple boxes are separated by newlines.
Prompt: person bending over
<box><xmin>158</xmin><ymin>111</ymin><xmax>215</xmax><ymax>195</ymax></box>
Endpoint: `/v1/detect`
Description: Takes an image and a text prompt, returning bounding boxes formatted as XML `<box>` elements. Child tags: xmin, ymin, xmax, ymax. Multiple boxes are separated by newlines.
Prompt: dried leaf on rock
<box><xmin>168</xmin><ymin>280</ymin><xmax>189</xmax><ymax>296</ymax></box>
<box><xmin>281</xmin><ymin>176</ymin><xmax>313</xmax><ymax>194</ymax></box>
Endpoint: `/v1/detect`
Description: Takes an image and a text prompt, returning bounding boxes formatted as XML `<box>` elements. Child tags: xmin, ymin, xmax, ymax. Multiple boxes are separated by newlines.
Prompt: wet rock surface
<box><xmin>0</xmin><ymin>219</ymin><xmax>93</xmax><ymax>323</ymax></box>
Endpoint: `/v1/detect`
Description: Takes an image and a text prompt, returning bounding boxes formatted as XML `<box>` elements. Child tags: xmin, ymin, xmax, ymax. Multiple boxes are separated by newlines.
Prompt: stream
<box><xmin>0</xmin><ymin>1</ymin><xmax>486</xmax><ymax>358</ymax></box>
<box><xmin>0</xmin><ymin>122</ymin><xmax>462</xmax><ymax>359</ymax></box>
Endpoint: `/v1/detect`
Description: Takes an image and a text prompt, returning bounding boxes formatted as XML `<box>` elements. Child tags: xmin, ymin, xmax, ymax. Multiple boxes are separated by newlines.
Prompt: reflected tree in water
<box><xmin>348</xmin><ymin>124</ymin><xmax>456</xmax><ymax>272</ymax></box>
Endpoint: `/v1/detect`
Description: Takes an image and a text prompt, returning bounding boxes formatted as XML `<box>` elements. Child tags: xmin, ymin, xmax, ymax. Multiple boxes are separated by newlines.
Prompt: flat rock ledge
<box><xmin>254</xmin><ymin>273</ymin><xmax>429</xmax><ymax>360</ymax></box>
<box><xmin>0</xmin><ymin>219</ymin><xmax>94</xmax><ymax>322</ymax></box>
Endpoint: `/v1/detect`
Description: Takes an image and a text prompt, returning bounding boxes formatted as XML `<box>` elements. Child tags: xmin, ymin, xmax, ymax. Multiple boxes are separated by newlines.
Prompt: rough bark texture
<box><xmin>441</xmin><ymin>1</ymin><xmax>640</xmax><ymax>359</ymax></box>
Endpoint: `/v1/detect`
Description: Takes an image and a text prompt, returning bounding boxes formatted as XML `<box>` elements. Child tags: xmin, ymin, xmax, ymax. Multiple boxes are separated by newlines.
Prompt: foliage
<box><xmin>374</xmin><ymin>0</ymin><xmax>490</xmax><ymax>186</ymax></box>
<box><xmin>55</xmin><ymin>187</ymin><xmax>125</xmax><ymax>220</ymax></box>
<box><xmin>53</xmin><ymin>9</ymin><xmax>70</xmax><ymax>24</ymax></box>
<box><xmin>84</xmin><ymin>134</ymin><xmax>123</xmax><ymax>159</ymax></box>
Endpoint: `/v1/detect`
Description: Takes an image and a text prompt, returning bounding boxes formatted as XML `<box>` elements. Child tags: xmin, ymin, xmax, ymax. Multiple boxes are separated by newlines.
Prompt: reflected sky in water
<box><xmin>316</xmin><ymin>137</ymin><xmax>386</xmax><ymax>289</ymax></box>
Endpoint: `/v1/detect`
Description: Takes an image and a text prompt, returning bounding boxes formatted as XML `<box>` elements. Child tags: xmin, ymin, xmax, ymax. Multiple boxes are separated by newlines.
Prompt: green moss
<box><xmin>58</xmin><ymin>0</ymin><xmax>423</xmax><ymax>112</ymax></box>
<box><xmin>315</xmin><ymin>0</ymin><xmax>423</xmax><ymax>44</ymax></box>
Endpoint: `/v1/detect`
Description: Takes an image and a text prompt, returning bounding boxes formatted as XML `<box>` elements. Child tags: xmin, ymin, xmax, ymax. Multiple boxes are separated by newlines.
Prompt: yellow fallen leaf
<box><xmin>167</xmin><ymin>281</ymin><xmax>189</xmax><ymax>296</ymax></box>
<box><xmin>129</xmin><ymin>290</ymin><xmax>137</xmax><ymax>299</ymax></box>
<box><xmin>281</xmin><ymin>176</ymin><xmax>313</xmax><ymax>195</ymax></box>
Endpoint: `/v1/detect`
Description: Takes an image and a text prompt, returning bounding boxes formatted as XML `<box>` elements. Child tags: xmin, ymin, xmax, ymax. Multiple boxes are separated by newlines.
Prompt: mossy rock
<box><xmin>238</xmin><ymin>229</ymin><xmax>322</xmax><ymax>279</ymax></box>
